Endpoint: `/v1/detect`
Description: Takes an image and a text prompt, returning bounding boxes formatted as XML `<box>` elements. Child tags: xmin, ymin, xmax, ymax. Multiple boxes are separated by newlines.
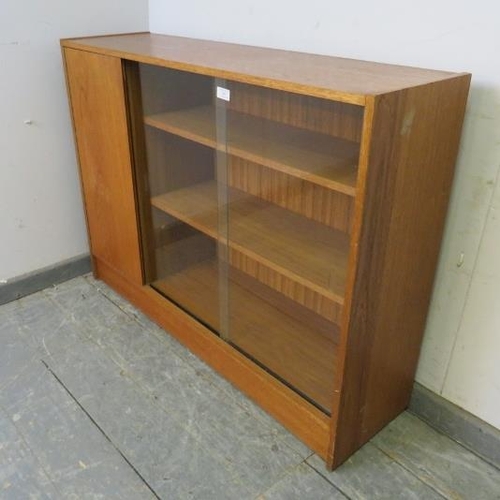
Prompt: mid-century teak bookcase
<box><xmin>61</xmin><ymin>32</ymin><xmax>470</xmax><ymax>469</ymax></box>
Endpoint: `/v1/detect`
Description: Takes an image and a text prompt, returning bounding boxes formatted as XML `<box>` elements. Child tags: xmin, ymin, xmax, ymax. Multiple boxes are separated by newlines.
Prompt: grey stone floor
<box><xmin>1</xmin><ymin>275</ymin><xmax>499</xmax><ymax>499</ymax></box>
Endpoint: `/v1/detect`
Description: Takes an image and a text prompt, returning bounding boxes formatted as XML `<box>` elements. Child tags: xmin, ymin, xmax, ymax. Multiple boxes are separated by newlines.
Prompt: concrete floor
<box><xmin>1</xmin><ymin>275</ymin><xmax>499</xmax><ymax>499</ymax></box>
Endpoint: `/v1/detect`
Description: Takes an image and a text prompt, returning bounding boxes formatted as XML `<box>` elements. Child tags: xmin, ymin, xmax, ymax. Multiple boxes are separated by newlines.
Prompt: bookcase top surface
<box><xmin>62</xmin><ymin>32</ymin><xmax>468</xmax><ymax>105</ymax></box>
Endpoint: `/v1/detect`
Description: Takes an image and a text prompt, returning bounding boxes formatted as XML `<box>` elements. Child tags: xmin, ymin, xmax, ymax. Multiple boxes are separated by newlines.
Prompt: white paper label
<box><xmin>216</xmin><ymin>86</ymin><xmax>231</xmax><ymax>101</ymax></box>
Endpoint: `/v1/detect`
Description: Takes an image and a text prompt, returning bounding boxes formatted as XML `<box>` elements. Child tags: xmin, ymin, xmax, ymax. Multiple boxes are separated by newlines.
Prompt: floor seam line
<box><xmin>303</xmin><ymin>460</ymin><xmax>353</xmax><ymax>500</ymax></box>
<box><xmin>372</xmin><ymin>442</ymin><xmax>449</xmax><ymax>499</ymax></box>
<box><xmin>87</xmin><ymin>279</ymin><xmax>324</xmax><ymax>482</ymax></box>
<box><xmin>407</xmin><ymin>409</ymin><xmax>500</xmax><ymax>473</ymax></box>
<box><xmin>41</xmin><ymin>333</ymin><xmax>252</xmax><ymax>499</ymax></box>
<box><xmin>40</xmin><ymin>359</ymin><xmax>162</xmax><ymax>500</ymax></box>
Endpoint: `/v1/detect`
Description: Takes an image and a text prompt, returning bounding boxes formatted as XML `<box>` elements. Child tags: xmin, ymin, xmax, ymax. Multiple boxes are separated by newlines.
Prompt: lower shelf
<box><xmin>153</xmin><ymin>258</ymin><xmax>339</xmax><ymax>413</ymax></box>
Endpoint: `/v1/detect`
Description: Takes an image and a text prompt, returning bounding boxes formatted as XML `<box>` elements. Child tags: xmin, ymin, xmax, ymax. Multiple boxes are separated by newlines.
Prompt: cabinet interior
<box><xmin>126</xmin><ymin>62</ymin><xmax>363</xmax><ymax>413</ymax></box>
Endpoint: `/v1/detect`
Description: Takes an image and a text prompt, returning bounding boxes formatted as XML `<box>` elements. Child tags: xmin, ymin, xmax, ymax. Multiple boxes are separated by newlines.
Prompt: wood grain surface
<box><xmin>62</xmin><ymin>33</ymin><xmax>466</xmax><ymax>104</ymax></box>
<box><xmin>330</xmin><ymin>74</ymin><xmax>471</xmax><ymax>468</ymax></box>
<box><xmin>63</xmin><ymin>48</ymin><xmax>142</xmax><ymax>284</ymax></box>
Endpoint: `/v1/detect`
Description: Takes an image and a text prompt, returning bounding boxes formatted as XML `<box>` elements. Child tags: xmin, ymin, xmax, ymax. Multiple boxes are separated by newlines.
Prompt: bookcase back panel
<box><xmin>227</xmin><ymin>156</ymin><xmax>354</xmax><ymax>234</ymax></box>
<box><xmin>228</xmin><ymin>249</ymin><xmax>343</xmax><ymax>325</ymax></box>
<box><xmin>144</xmin><ymin>128</ymin><xmax>215</xmax><ymax>196</ymax></box>
<box><xmin>139</xmin><ymin>63</ymin><xmax>213</xmax><ymax>115</ymax></box>
<box><xmin>227</xmin><ymin>81</ymin><xmax>364</xmax><ymax>142</ymax></box>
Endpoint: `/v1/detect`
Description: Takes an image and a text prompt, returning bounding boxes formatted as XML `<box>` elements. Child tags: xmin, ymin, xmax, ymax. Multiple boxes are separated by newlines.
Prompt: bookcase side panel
<box><xmin>359</xmin><ymin>76</ymin><xmax>470</xmax><ymax>439</ymax></box>
<box><xmin>64</xmin><ymin>48</ymin><xmax>142</xmax><ymax>283</ymax></box>
<box><xmin>330</xmin><ymin>75</ymin><xmax>470</xmax><ymax>468</ymax></box>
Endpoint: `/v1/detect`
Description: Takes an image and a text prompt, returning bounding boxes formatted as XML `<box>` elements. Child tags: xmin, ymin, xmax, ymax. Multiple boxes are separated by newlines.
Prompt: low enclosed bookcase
<box><xmin>61</xmin><ymin>33</ymin><xmax>470</xmax><ymax>469</ymax></box>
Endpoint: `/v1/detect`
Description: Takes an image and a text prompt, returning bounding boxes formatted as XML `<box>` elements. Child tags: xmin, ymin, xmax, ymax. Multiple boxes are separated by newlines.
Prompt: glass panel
<box><xmin>215</xmin><ymin>81</ymin><xmax>364</xmax><ymax>414</ymax></box>
<box><xmin>128</xmin><ymin>62</ymin><xmax>226</xmax><ymax>335</ymax></box>
<box><xmin>128</xmin><ymin>61</ymin><xmax>364</xmax><ymax>415</ymax></box>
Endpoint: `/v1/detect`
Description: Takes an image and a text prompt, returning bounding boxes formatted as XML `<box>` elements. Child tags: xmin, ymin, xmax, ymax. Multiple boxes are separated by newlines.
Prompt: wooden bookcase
<box><xmin>61</xmin><ymin>33</ymin><xmax>470</xmax><ymax>469</ymax></box>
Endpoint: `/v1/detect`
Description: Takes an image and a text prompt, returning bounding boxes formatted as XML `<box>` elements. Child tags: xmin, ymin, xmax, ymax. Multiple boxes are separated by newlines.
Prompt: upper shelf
<box><xmin>151</xmin><ymin>181</ymin><xmax>350</xmax><ymax>304</ymax></box>
<box><xmin>145</xmin><ymin>105</ymin><xmax>359</xmax><ymax>196</ymax></box>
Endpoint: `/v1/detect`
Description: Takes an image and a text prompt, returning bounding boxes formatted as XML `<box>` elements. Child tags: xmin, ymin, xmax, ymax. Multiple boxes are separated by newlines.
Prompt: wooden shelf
<box><xmin>144</xmin><ymin>105</ymin><xmax>359</xmax><ymax>195</ymax></box>
<box><xmin>151</xmin><ymin>181</ymin><xmax>350</xmax><ymax>304</ymax></box>
<box><xmin>153</xmin><ymin>259</ymin><xmax>339</xmax><ymax>411</ymax></box>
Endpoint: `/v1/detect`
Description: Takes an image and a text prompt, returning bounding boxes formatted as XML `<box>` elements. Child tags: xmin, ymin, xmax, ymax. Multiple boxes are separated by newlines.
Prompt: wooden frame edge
<box><xmin>326</xmin><ymin>95</ymin><xmax>378</xmax><ymax>469</ymax></box>
<box><xmin>60</xmin><ymin>31</ymin><xmax>149</xmax><ymax>45</ymax></box>
<box><xmin>60</xmin><ymin>47</ymin><xmax>98</xmax><ymax>275</ymax></box>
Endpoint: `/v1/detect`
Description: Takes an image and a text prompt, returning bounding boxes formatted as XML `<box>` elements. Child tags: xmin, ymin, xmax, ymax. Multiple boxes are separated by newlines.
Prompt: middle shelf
<box><xmin>151</xmin><ymin>181</ymin><xmax>350</xmax><ymax>304</ymax></box>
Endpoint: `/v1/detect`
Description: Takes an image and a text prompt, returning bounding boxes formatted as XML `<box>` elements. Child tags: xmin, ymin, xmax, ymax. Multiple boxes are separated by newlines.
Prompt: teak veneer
<box><xmin>61</xmin><ymin>32</ymin><xmax>470</xmax><ymax>469</ymax></box>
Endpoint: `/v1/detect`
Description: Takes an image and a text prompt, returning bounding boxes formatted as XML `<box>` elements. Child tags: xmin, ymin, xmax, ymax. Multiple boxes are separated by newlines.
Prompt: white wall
<box><xmin>0</xmin><ymin>0</ymin><xmax>149</xmax><ymax>281</ymax></box>
<box><xmin>150</xmin><ymin>0</ymin><xmax>500</xmax><ymax>429</ymax></box>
